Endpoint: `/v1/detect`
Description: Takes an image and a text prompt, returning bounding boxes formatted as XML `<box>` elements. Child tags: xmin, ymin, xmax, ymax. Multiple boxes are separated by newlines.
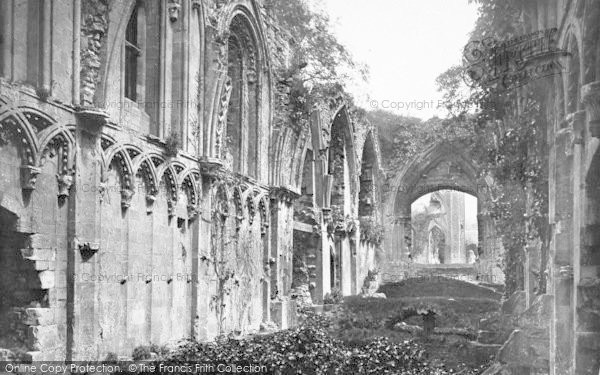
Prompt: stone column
<box><xmin>582</xmin><ymin>81</ymin><xmax>600</xmax><ymax>138</ymax></box>
<box><xmin>0</xmin><ymin>0</ymin><xmax>13</xmax><ymax>78</ymax></box>
<box><xmin>578</xmin><ymin>83</ymin><xmax>600</xmax><ymax>373</ymax></box>
<box><xmin>549</xmin><ymin>111</ymin><xmax>584</xmax><ymax>374</ymax></box>
<box><xmin>269</xmin><ymin>187</ymin><xmax>299</xmax><ymax>329</ymax></box>
<box><xmin>68</xmin><ymin>109</ymin><xmax>108</xmax><ymax>360</ymax></box>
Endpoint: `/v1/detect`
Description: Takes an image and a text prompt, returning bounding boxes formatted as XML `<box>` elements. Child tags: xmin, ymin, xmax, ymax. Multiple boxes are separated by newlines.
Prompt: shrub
<box><xmin>323</xmin><ymin>287</ymin><xmax>343</xmax><ymax>304</ymax></box>
<box><xmin>131</xmin><ymin>345</ymin><xmax>152</xmax><ymax>360</ymax></box>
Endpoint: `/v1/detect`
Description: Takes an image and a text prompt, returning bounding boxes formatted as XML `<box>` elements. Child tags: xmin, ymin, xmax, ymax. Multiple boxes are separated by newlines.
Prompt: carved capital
<box><xmin>121</xmin><ymin>188</ymin><xmax>135</xmax><ymax>209</ymax></box>
<box><xmin>75</xmin><ymin>107</ymin><xmax>109</xmax><ymax>133</ymax></box>
<box><xmin>21</xmin><ymin>165</ymin><xmax>41</xmax><ymax>191</ymax></box>
<box><xmin>191</xmin><ymin>0</ymin><xmax>202</xmax><ymax>11</ymax></box>
<box><xmin>167</xmin><ymin>0</ymin><xmax>181</xmax><ymax>22</ymax></box>
<box><xmin>269</xmin><ymin>186</ymin><xmax>300</xmax><ymax>205</ymax></box>
<box><xmin>199</xmin><ymin>157</ymin><xmax>225</xmax><ymax>181</ymax></box>
<box><xmin>56</xmin><ymin>173</ymin><xmax>74</xmax><ymax>198</ymax></box>
<box><xmin>167</xmin><ymin>200</ymin><xmax>175</xmax><ymax>218</ymax></box>
<box><xmin>146</xmin><ymin>194</ymin><xmax>157</xmax><ymax>213</ymax></box>
<box><xmin>565</xmin><ymin>110</ymin><xmax>587</xmax><ymax>145</ymax></box>
<box><xmin>581</xmin><ymin>81</ymin><xmax>600</xmax><ymax>137</ymax></box>
<box><xmin>322</xmin><ymin>207</ymin><xmax>332</xmax><ymax>222</ymax></box>
<box><xmin>188</xmin><ymin>204</ymin><xmax>199</xmax><ymax>220</ymax></box>
<box><xmin>261</xmin><ymin>222</ymin><xmax>269</xmax><ymax>235</ymax></box>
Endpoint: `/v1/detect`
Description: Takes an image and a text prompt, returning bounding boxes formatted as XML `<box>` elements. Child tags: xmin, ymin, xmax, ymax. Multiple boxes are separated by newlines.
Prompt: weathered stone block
<box><xmin>28</xmin><ymin>325</ymin><xmax>59</xmax><ymax>351</ymax></box>
<box><xmin>23</xmin><ymin>308</ymin><xmax>55</xmax><ymax>326</ymax></box>
<box><xmin>21</xmin><ymin>247</ymin><xmax>56</xmax><ymax>261</ymax></box>
<box><xmin>498</xmin><ymin>329</ymin><xmax>549</xmax><ymax>369</ymax></box>
<box><xmin>38</xmin><ymin>270</ymin><xmax>55</xmax><ymax>289</ymax></box>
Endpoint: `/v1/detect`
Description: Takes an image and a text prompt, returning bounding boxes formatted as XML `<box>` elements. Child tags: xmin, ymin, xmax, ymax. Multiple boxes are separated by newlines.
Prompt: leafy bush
<box><xmin>323</xmin><ymin>287</ymin><xmax>343</xmax><ymax>304</ymax></box>
<box><xmin>131</xmin><ymin>345</ymin><xmax>152</xmax><ymax>360</ymax></box>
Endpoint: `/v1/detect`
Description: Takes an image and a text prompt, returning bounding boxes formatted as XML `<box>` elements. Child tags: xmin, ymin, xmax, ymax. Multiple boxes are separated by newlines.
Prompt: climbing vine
<box><xmin>265</xmin><ymin>0</ymin><xmax>368</xmax><ymax>132</ymax></box>
<box><xmin>435</xmin><ymin>0</ymin><xmax>550</xmax><ymax>295</ymax></box>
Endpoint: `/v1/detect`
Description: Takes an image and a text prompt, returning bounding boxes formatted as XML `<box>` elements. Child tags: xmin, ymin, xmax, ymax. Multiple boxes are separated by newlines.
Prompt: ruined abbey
<box><xmin>0</xmin><ymin>1</ymin><xmax>598</xmax><ymax>374</ymax></box>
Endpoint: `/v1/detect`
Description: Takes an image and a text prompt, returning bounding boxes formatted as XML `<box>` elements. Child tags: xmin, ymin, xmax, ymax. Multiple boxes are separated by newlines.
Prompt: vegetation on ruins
<box><xmin>265</xmin><ymin>0</ymin><xmax>369</xmax><ymax>130</ymax></box>
<box><xmin>436</xmin><ymin>0</ymin><xmax>549</xmax><ymax>295</ymax></box>
<box><xmin>371</xmin><ymin>0</ymin><xmax>549</xmax><ymax>296</ymax></box>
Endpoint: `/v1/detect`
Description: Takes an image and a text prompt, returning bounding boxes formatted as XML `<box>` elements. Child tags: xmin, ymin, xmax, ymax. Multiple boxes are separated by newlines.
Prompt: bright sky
<box><xmin>321</xmin><ymin>0</ymin><xmax>479</xmax><ymax>120</ymax></box>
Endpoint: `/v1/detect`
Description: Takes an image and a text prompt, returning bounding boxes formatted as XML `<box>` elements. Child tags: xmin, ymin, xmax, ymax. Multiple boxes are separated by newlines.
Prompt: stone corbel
<box><xmin>199</xmin><ymin>157</ymin><xmax>225</xmax><ymax>181</ymax></box>
<box><xmin>146</xmin><ymin>194</ymin><xmax>157</xmax><ymax>213</ymax></box>
<box><xmin>269</xmin><ymin>186</ymin><xmax>300</xmax><ymax>206</ymax></box>
<box><xmin>191</xmin><ymin>0</ymin><xmax>202</xmax><ymax>11</ymax></box>
<box><xmin>21</xmin><ymin>165</ymin><xmax>41</xmax><ymax>192</ymax></box>
<box><xmin>76</xmin><ymin>239</ymin><xmax>100</xmax><ymax>261</ymax></box>
<box><xmin>120</xmin><ymin>188</ymin><xmax>135</xmax><ymax>209</ymax></box>
<box><xmin>98</xmin><ymin>180</ymin><xmax>108</xmax><ymax>202</ymax></box>
<box><xmin>247</xmin><ymin>70</ymin><xmax>257</xmax><ymax>84</ymax></box>
<box><xmin>167</xmin><ymin>0</ymin><xmax>181</xmax><ymax>22</ymax></box>
<box><xmin>261</xmin><ymin>222</ymin><xmax>270</xmax><ymax>236</ymax></box>
<box><xmin>567</xmin><ymin>111</ymin><xmax>587</xmax><ymax>146</ymax></box>
<box><xmin>581</xmin><ymin>81</ymin><xmax>600</xmax><ymax>138</ymax></box>
<box><xmin>56</xmin><ymin>173</ymin><xmax>74</xmax><ymax>199</ymax></box>
<box><xmin>322</xmin><ymin>207</ymin><xmax>332</xmax><ymax>222</ymax></box>
<box><xmin>188</xmin><ymin>204</ymin><xmax>199</xmax><ymax>220</ymax></box>
<box><xmin>167</xmin><ymin>200</ymin><xmax>176</xmax><ymax>218</ymax></box>
<box><xmin>75</xmin><ymin>107</ymin><xmax>109</xmax><ymax>134</ymax></box>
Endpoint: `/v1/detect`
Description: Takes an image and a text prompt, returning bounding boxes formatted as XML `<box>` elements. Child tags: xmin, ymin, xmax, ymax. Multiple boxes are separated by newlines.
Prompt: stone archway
<box><xmin>382</xmin><ymin>142</ymin><xmax>504</xmax><ymax>284</ymax></box>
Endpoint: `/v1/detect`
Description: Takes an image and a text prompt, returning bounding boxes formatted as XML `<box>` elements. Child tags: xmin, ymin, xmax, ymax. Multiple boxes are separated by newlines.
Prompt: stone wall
<box><xmin>0</xmin><ymin>0</ymin><xmax>385</xmax><ymax>361</ymax></box>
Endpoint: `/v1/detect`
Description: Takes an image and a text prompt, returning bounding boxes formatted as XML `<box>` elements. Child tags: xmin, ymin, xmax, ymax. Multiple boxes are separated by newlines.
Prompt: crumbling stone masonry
<box><xmin>0</xmin><ymin>0</ymin><xmax>383</xmax><ymax>360</ymax></box>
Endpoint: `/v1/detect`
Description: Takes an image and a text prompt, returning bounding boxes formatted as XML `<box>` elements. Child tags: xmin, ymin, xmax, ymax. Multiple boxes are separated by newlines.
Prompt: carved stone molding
<box><xmin>199</xmin><ymin>157</ymin><xmax>225</xmax><ymax>181</ymax></box>
<box><xmin>167</xmin><ymin>0</ymin><xmax>181</xmax><ymax>22</ymax></box>
<box><xmin>167</xmin><ymin>200</ymin><xmax>175</xmax><ymax>218</ymax></box>
<box><xmin>120</xmin><ymin>188</ymin><xmax>135</xmax><ymax>209</ymax></box>
<box><xmin>191</xmin><ymin>0</ymin><xmax>202</xmax><ymax>11</ymax></box>
<box><xmin>146</xmin><ymin>194</ymin><xmax>157</xmax><ymax>213</ymax></box>
<box><xmin>75</xmin><ymin>108</ymin><xmax>109</xmax><ymax>133</ymax></box>
<box><xmin>56</xmin><ymin>173</ymin><xmax>74</xmax><ymax>198</ymax></box>
<box><xmin>269</xmin><ymin>186</ymin><xmax>300</xmax><ymax>205</ymax></box>
<box><xmin>188</xmin><ymin>204</ymin><xmax>199</xmax><ymax>220</ymax></box>
<box><xmin>21</xmin><ymin>165</ymin><xmax>41</xmax><ymax>191</ymax></box>
<box><xmin>565</xmin><ymin>110</ymin><xmax>587</xmax><ymax>146</ymax></box>
<box><xmin>581</xmin><ymin>81</ymin><xmax>600</xmax><ymax>138</ymax></box>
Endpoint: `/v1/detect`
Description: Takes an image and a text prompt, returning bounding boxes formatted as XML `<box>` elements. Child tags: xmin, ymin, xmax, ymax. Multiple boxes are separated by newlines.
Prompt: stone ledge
<box><xmin>23</xmin><ymin>308</ymin><xmax>55</xmax><ymax>326</ymax></box>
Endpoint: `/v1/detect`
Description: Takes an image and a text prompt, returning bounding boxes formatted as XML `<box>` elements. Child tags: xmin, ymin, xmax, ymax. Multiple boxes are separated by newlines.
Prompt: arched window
<box><xmin>566</xmin><ymin>36</ymin><xmax>581</xmax><ymax>114</ymax></box>
<box><xmin>122</xmin><ymin>2</ymin><xmax>162</xmax><ymax>136</ymax></box>
<box><xmin>225</xmin><ymin>15</ymin><xmax>259</xmax><ymax>178</ymax></box>
<box><xmin>358</xmin><ymin>137</ymin><xmax>376</xmax><ymax>217</ymax></box>
<box><xmin>124</xmin><ymin>6</ymin><xmax>140</xmax><ymax>101</ymax></box>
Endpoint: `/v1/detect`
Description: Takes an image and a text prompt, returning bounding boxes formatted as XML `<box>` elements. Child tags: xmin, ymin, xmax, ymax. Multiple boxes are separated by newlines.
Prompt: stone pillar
<box><xmin>68</xmin><ymin>109</ymin><xmax>108</xmax><ymax>360</ymax></box>
<box><xmin>548</xmin><ymin>111</ymin><xmax>584</xmax><ymax>374</ymax></box>
<box><xmin>578</xmin><ymin>84</ymin><xmax>600</xmax><ymax>374</ymax></box>
<box><xmin>269</xmin><ymin>187</ymin><xmax>299</xmax><ymax>329</ymax></box>
<box><xmin>0</xmin><ymin>0</ymin><xmax>13</xmax><ymax>78</ymax></box>
<box><xmin>582</xmin><ymin>81</ymin><xmax>600</xmax><ymax>138</ymax></box>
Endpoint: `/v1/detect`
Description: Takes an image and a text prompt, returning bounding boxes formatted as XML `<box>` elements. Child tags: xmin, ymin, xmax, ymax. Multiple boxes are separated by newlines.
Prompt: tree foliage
<box><xmin>435</xmin><ymin>0</ymin><xmax>550</xmax><ymax>295</ymax></box>
<box><xmin>265</xmin><ymin>0</ymin><xmax>368</xmax><ymax>130</ymax></box>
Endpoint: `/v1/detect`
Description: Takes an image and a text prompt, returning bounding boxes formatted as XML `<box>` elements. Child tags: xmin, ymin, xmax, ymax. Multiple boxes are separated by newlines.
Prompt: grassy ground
<box><xmin>377</xmin><ymin>277</ymin><xmax>502</xmax><ymax>300</ymax></box>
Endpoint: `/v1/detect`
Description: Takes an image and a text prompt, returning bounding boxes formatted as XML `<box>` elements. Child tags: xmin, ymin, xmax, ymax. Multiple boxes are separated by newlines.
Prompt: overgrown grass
<box><xmin>378</xmin><ymin>277</ymin><xmax>502</xmax><ymax>300</ymax></box>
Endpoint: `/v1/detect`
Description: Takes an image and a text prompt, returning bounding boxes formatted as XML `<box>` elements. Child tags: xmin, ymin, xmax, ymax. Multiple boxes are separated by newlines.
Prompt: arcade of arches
<box><xmin>0</xmin><ymin>1</ymin><xmax>598</xmax><ymax>374</ymax></box>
